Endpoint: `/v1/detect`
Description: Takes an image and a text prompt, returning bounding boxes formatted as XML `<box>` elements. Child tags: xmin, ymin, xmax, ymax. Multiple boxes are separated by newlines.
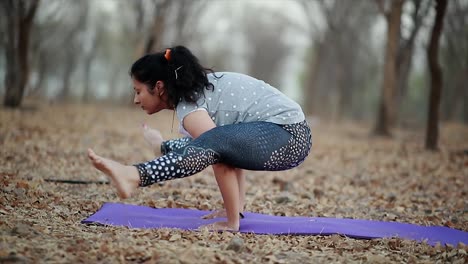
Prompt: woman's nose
<box><xmin>133</xmin><ymin>94</ymin><xmax>140</xmax><ymax>104</ymax></box>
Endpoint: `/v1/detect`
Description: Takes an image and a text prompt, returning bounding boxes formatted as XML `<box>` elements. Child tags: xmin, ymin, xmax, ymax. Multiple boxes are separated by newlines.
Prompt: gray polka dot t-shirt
<box><xmin>176</xmin><ymin>72</ymin><xmax>305</xmax><ymax>136</ymax></box>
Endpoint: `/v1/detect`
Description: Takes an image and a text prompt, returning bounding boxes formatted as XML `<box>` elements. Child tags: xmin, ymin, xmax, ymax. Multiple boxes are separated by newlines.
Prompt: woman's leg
<box><xmin>201</xmin><ymin>168</ymin><xmax>245</xmax><ymax>220</ymax></box>
<box><xmin>196</xmin><ymin>121</ymin><xmax>311</xmax><ymax>230</ymax></box>
<box><xmin>189</xmin><ymin>121</ymin><xmax>311</xmax><ymax>171</ymax></box>
<box><xmin>89</xmin><ymin>121</ymin><xmax>311</xmax><ymax>229</ymax></box>
<box><xmin>88</xmin><ymin>149</ymin><xmax>140</xmax><ymax>199</ymax></box>
<box><xmin>236</xmin><ymin>168</ymin><xmax>246</xmax><ymax>213</ymax></box>
<box><xmin>125</xmin><ymin>121</ymin><xmax>311</xmax><ymax>188</ymax></box>
<box><xmin>207</xmin><ymin>164</ymin><xmax>240</xmax><ymax>230</ymax></box>
<box><xmin>160</xmin><ymin>137</ymin><xmax>192</xmax><ymax>154</ymax></box>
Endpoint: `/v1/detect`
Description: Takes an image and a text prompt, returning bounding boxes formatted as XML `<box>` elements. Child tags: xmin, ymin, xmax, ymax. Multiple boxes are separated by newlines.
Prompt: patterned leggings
<box><xmin>135</xmin><ymin>121</ymin><xmax>312</xmax><ymax>187</ymax></box>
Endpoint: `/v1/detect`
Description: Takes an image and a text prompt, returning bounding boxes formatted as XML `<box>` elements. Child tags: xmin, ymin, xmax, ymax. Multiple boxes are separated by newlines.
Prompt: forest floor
<box><xmin>1</xmin><ymin>100</ymin><xmax>467</xmax><ymax>263</ymax></box>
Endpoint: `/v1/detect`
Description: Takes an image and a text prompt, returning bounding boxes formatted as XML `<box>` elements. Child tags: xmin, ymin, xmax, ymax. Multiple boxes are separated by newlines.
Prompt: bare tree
<box><xmin>124</xmin><ymin>0</ymin><xmax>171</xmax><ymax>58</ymax></box>
<box><xmin>172</xmin><ymin>0</ymin><xmax>206</xmax><ymax>45</ymax></box>
<box><xmin>1</xmin><ymin>0</ymin><xmax>40</xmax><ymax>108</ymax></box>
<box><xmin>300</xmin><ymin>1</ymin><xmax>377</xmax><ymax>119</ymax></box>
<box><xmin>243</xmin><ymin>7</ymin><xmax>291</xmax><ymax>89</ymax></box>
<box><xmin>425</xmin><ymin>0</ymin><xmax>448</xmax><ymax>150</ymax></box>
<box><xmin>331</xmin><ymin>3</ymin><xmax>377</xmax><ymax>120</ymax></box>
<box><xmin>374</xmin><ymin>0</ymin><xmax>405</xmax><ymax>136</ymax></box>
<box><xmin>396</xmin><ymin>0</ymin><xmax>432</xmax><ymax>112</ymax></box>
<box><xmin>58</xmin><ymin>1</ymin><xmax>89</xmax><ymax>100</ymax></box>
<box><xmin>28</xmin><ymin>0</ymin><xmax>64</xmax><ymax>98</ymax></box>
<box><xmin>299</xmin><ymin>0</ymin><xmax>332</xmax><ymax>116</ymax></box>
<box><xmin>82</xmin><ymin>14</ymin><xmax>102</xmax><ymax>102</ymax></box>
<box><xmin>143</xmin><ymin>0</ymin><xmax>171</xmax><ymax>54</ymax></box>
<box><xmin>440</xmin><ymin>0</ymin><xmax>468</xmax><ymax>122</ymax></box>
<box><xmin>128</xmin><ymin>0</ymin><xmax>148</xmax><ymax>59</ymax></box>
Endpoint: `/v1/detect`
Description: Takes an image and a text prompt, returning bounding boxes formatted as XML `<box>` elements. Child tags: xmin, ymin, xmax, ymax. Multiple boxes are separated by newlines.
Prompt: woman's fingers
<box><xmin>201</xmin><ymin>209</ymin><xmax>226</xmax><ymax>219</ymax></box>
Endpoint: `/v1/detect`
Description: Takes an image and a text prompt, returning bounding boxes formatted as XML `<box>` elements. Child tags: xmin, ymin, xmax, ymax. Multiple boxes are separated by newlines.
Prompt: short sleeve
<box><xmin>176</xmin><ymin>97</ymin><xmax>208</xmax><ymax>136</ymax></box>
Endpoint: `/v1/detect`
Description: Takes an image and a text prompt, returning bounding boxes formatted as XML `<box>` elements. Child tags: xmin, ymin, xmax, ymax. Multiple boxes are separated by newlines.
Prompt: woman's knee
<box><xmin>212</xmin><ymin>163</ymin><xmax>237</xmax><ymax>175</ymax></box>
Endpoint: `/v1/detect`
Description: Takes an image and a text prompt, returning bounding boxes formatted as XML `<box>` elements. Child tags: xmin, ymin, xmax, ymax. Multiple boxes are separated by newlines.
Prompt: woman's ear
<box><xmin>155</xmin><ymin>81</ymin><xmax>165</xmax><ymax>96</ymax></box>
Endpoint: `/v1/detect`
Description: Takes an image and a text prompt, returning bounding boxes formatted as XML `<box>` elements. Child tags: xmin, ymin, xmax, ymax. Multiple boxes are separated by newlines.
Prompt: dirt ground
<box><xmin>1</xmin><ymin>100</ymin><xmax>467</xmax><ymax>263</ymax></box>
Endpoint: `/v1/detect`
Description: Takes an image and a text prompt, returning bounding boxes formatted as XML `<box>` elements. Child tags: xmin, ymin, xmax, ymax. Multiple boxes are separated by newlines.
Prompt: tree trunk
<box><xmin>82</xmin><ymin>28</ymin><xmax>99</xmax><ymax>103</ymax></box>
<box><xmin>425</xmin><ymin>0</ymin><xmax>448</xmax><ymax>150</ymax></box>
<box><xmin>396</xmin><ymin>0</ymin><xmax>429</xmax><ymax>100</ymax></box>
<box><xmin>31</xmin><ymin>49</ymin><xmax>48</xmax><ymax>97</ymax></box>
<box><xmin>82</xmin><ymin>53</ymin><xmax>93</xmax><ymax>102</ymax></box>
<box><xmin>463</xmin><ymin>82</ymin><xmax>468</xmax><ymax>123</ymax></box>
<box><xmin>303</xmin><ymin>41</ymin><xmax>323</xmax><ymax>116</ymax></box>
<box><xmin>59</xmin><ymin>50</ymin><xmax>75</xmax><ymax>100</ymax></box>
<box><xmin>439</xmin><ymin>2</ymin><xmax>468</xmax><ymax>122</ymax></box>
<box><xmin>1</xmin><ymin>0</ymin><xmax>40</xmax><ymax>108</ymax></box>
<box><xmin>374</xmin><ymin>0</ymin><xmax>404</xmax><ymax>136</ymax></box>
<box><xmin>144</xmin><ymin>0</ymin><xmax>170</xmax><ymax>54</ymax></box>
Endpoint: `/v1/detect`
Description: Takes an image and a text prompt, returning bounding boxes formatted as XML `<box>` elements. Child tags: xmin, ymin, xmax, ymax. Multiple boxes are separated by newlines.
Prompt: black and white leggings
<box><xmin>134</xmin><ymin>121</ymin><xmax>312</xmax><ymax>187</ymax></box>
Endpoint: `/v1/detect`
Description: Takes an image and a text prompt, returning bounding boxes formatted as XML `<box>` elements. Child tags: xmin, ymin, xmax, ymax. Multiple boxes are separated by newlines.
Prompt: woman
<box><xmin>88</xmin><ymin>46</ymin><xmax>312</xmax><ymax>231</ymax></box>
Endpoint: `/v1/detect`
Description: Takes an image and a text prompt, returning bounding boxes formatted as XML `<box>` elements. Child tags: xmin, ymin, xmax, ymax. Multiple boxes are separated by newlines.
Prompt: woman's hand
<box><xmin>199</xmin><ymin>221</ymin><xmax>239</xmax><ymax>232</ymax></box>
<box><xmin>142</xmin><ymin>123</ymin><xmax>164</xmax><ymax>155</ymax></box>
<box><xmin>201</xmin><ymin>209</ymin><xmax>227</xmax><ymax>219</ymax></box>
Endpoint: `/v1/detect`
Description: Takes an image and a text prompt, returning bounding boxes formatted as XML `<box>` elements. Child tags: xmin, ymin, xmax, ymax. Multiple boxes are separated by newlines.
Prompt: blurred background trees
<box><xmin>425</xmin><ymin>0</ymin><xmax>448</xmax><ymax>150</ymax></box>
<box><xmin>300</xmin><ymin>0</ymin><xmax>378</xmax><ymax>121</ymax></box>
<box><xmin>0</xmin><ymin>0</ymin><xmax>466</xmax><ymax>149</ymax></box>
<box><xmin>1</xmin><ymin>0</ymin><xmax>40</xmax><ymax>107</ymax></box>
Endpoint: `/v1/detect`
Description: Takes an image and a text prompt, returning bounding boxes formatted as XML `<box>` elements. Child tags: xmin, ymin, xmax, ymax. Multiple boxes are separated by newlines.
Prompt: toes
<box><xmin>88</xmin><ymin>153</ymin><xmax>97</xmax><ymax>162</ymax></box>
<box><xmin>93</xmin><ymin>158</ymin><xmax>103</xmax><ymax>165</ymax></box>
<box><xmin>88</xmin><ymin>149</ymin><xmax>97</xmax><ymax>159</ymax></box>
<box><xmin>87</xmin><ymin>149</ymin><xmax>103</xmax><ymax>165</ymax></box>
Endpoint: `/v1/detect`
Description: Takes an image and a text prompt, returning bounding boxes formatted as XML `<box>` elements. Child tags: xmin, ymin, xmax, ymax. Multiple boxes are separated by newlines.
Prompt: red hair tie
<box><xmin>164</xmin><ymin>49</ymin><xmax>171</xmax><ymax>61</ymax></box>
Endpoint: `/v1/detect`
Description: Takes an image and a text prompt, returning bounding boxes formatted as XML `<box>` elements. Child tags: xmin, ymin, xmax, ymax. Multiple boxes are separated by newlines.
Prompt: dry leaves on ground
<box><xmin>1</xmin><ymin>101</ymin><xmax>467</xmax><ymax>263</ymax></box>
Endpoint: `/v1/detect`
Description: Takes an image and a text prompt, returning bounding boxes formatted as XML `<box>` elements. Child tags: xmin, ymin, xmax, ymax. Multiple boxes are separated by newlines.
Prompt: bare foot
<box><xmin>87</xmin><ymin>148</ymin><xmax>140</xmax><ymax>199</ymax></box>
<box><xmin>199</xmin><ymin>221</ymin><xmax>239</xmax><ymax>232</ymax></box>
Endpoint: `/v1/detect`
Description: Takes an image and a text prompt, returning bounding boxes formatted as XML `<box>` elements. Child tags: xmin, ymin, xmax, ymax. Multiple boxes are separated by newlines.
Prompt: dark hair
<box><xmin>129</xmin><ymin>46</ymin><xmax>218</xmax><ymax>107</ymax></box>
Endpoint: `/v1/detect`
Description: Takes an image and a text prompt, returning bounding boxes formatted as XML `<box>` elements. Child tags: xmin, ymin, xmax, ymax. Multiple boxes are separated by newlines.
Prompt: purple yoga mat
<box><xmin>82</xmin><ymin>202</ymin><xmax>468</xmax><ymax>246</ymax></box>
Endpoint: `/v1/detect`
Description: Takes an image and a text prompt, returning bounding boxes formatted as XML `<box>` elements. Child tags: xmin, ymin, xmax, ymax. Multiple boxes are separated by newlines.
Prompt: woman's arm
<box><xmin>183</xmin><ymin>110</ymin><xmax>241</xmax><ymax>230</ymax></box>
<box><xmin>182</xmin><ymin>110</ymin><xmax>216</xmax><ymax>138</ymax></box>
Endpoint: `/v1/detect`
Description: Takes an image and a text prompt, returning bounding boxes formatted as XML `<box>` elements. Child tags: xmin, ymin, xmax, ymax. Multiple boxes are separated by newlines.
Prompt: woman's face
<box><xmin>132</xmin><ymin>78</ymin><xmax>168</xmax><ymax>115</ymax></box>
